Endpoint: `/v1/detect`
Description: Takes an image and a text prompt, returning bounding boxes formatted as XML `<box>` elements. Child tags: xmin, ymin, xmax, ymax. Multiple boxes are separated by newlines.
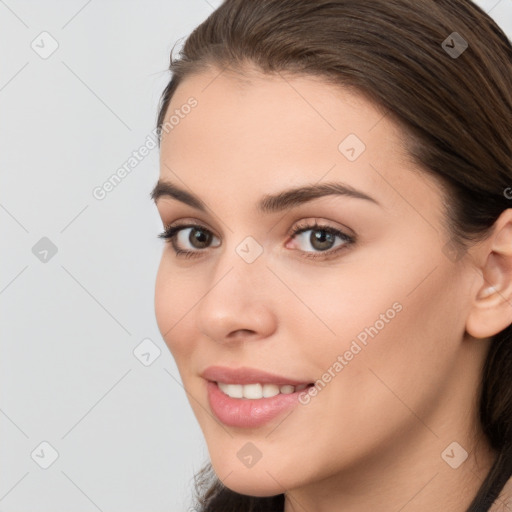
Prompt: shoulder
<box><xmin>488</xmin><ymin>475</ymin><xmax>512</xmax><ymax>512</ymax></box>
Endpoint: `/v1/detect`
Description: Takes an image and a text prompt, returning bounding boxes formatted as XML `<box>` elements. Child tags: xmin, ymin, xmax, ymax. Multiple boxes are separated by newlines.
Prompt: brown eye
<box><xmin>188</xmin><ymin>227</ymin><xmax>213</xmax><ymax>249</ymax></box>
<box><xmin>308</xmin><ymin>229</ymin><xmax>337</xmax><ymax>251</ymax></box>
<box><xmin>289</xmin><ymin>221</ymin><xmax>353</xmax><ymax>259</ymax></box>
<box><xmin>158</xmin><ymin>223</ymin><xmax>221</xmax><ymax>258</ymax></box>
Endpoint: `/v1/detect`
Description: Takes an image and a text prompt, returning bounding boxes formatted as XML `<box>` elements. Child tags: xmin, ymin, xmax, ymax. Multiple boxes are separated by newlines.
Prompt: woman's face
<box><xmin>153</xmin><ymin>65</ymin><xmax>484</xmax><ymax>497</ymax></box>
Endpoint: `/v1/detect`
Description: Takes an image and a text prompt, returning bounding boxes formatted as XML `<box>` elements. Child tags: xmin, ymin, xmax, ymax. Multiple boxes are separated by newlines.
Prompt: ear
<box><xmin>466</xmin><ymin>209</ymin><xmax>512</xmax><ymax>339</ymax></box>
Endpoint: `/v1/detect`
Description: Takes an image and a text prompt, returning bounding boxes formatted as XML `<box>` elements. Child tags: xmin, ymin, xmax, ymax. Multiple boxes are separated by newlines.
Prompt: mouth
<box><xmin>205</xmin><ymin>379</ymin><xmax>315</xmax><ymax>428</ymax></box>
<box><xmin>201</xmin><ymin>365</ymin><xmax>313</xmax><ymax>388</ymax></box>
<box><xmin>215</xmin><ymin>381</ymin><xmax>313</xmax><ymax>399</ymax></box>
<box><xmin>201</xmin><ymin>366</ymin><xmax>315</xmax><ymax>427</ymax></box>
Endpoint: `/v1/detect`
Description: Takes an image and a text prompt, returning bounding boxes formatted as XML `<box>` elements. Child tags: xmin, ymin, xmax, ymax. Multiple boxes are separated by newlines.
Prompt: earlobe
<box><xmin>465</xmin><ymin>209</ymin><xmax>512</xmax><ymax>339</ymax></box>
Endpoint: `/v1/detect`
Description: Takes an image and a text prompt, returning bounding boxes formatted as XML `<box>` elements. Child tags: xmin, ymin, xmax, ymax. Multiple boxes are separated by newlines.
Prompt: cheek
<box><xmin>268</xmin><ymin>254</ymin><xmax>409</xmax><ymax>365</ymax></box>
<box><xmin>154</xmin><ymin>256</ymin><xmax>197</xmax><ymax>358</ymax></box>
<box><xmin>286</xmin><ymin>242</ymin><xmax>466</xmax><ymax>428</ymax></box>
<box><xmin>154</xmin><ymin>258</ymin><xmax>173</xmax><ymax>340</ymax></box>
<box><xmin>313</xmin><ymin>255</ymin><xmax>466</xmax><ymax>433</ymax></box>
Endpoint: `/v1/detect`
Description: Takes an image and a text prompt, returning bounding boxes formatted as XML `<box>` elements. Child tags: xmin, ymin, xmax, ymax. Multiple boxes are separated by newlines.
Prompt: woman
<box><xmin>150</xmin><ymin>1</ymin><xmax>512</xmax><ymax>510</ymax></box>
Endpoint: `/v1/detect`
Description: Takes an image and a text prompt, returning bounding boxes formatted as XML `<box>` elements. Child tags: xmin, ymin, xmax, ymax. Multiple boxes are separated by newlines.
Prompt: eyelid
<box><xmin>285</xmin><ymin>220</ymin><xmax>354</xmax><ymax>259</ymax></box>
<box><xmin>159</xmin><ymin>218</ymin><xmax>219</xmax><ymax>237</ymax></box>
<box><xmin>285</xmin><ymin>217</ymin><xmax>355</xmax><ymax>239</ymax></box>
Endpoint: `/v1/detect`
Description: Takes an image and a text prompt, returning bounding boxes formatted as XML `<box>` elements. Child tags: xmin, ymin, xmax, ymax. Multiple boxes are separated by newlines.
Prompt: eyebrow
<box><xmin>150</xmin><ymin>179</ymin><xmax>380</xmax><ymax>213</ymax></box>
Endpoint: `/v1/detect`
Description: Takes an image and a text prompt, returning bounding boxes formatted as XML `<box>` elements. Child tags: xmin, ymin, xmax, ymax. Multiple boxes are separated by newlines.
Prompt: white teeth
<box><xmin>217</xmin><ymin>382</ymin><xmax>306</xmax><ymax>399</ymax></box>
<box><xmin>262</xmin><ymin>384</ymin><xmax>280</xmax><ymax>397</ymax></box>
<box><xmin>218</xmin><ymin>382</ymin><xmax>243</xmax><ymax>398</ymax></box>
<box><xmin>243</xmin><ymin>383</ymin><xmax>263</xmax><ymax>399</ymax></box>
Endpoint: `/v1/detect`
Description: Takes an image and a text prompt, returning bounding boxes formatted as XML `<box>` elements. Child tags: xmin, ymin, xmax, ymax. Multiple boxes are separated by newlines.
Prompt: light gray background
<box><xmin>1</xmin><ymin>1</ymin><xmax>511</xmax><ymax>511</ymax></box>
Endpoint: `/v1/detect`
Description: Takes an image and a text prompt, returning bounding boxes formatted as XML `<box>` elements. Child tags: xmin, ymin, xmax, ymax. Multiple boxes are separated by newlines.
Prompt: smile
<box><xmin>217</xmin><ymin>382</ymin><xmax>309</xmax><ymax>399</ymax></box>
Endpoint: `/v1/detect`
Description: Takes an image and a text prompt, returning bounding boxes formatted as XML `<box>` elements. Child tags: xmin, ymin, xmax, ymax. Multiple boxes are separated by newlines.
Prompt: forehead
<box><xmin>162</xmin><ymin>67</ymin><xmax>395</xmax><ymax>159</ymax></box>
<box><xmin>158</xmin><ymin>65</ymin><xmax>442</xmax><ymax>217</ymax></box>
<box><xmin>163</xmin><ymin>66</ymin><xmax>387</xmax><ymax>146</ymax></box>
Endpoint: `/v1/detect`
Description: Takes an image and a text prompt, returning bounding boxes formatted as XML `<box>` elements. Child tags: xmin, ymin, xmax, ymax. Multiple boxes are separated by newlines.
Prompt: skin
<box><xmin>153</xmin><ymin>63</ymin><xmax>512</xmax><ymax>511</ymax></box>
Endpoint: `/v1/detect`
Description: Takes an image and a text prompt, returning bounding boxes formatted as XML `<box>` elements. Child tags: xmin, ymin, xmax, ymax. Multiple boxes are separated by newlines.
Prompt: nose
<box><xmin>195</xmin><ymin>254</ymin><xmax>278</xmax><ymax>345</ymax></box>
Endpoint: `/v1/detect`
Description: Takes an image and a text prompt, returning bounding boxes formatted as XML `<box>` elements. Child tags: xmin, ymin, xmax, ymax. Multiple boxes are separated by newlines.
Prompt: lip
<box><xmin>202</xmin><ymin>366</ymin><xmax>313</xmax><ymax>428</ymax></box>
<box><xmin>201</xmin><ymin>365</ymin><xmax>311</xmax><ymax>386</ymax></box>
<box><xmin>206</xmin><ymin>381</ymin><xmax>311</xmax><ymax>428</ymax></box>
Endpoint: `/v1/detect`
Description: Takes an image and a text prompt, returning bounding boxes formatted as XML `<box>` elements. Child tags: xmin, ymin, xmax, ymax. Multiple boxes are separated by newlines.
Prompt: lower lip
<box><xmin>206</xmin><ymin>381</ymin><xmax>309</xmax><ymax>428</ymax></box>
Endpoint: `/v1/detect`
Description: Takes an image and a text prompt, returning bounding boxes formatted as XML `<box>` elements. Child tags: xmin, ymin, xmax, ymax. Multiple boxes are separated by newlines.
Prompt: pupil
<box><xmin>191</xmin><ymin>228</ymin><xmax>210</xmax><ymax>248</ymax></box>
<box><xmin>312</xmin><ymin>230</ymin><xmax>334</xmax><ymax>250</ymax></box>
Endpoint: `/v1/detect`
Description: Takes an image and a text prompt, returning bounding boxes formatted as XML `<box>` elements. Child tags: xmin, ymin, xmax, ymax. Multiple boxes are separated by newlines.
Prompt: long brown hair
<box><xmin>155</xmin><ymin>1</ymin><xmax>512</xmax><ymax>510</ymax></box>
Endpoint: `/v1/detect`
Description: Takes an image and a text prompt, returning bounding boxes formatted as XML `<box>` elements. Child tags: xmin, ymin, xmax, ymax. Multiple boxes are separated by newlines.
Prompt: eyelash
<box><xmin>157</xmin><ymin>220</ymin><xmax>355</xmax><ymax>261</ymax></box>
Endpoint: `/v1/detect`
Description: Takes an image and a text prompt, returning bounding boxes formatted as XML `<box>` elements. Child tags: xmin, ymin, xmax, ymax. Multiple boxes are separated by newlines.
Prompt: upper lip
<box><xmin>201</xmin><ymin>366</ymin><xmax>312</xmax><ymax>386</ymax></box>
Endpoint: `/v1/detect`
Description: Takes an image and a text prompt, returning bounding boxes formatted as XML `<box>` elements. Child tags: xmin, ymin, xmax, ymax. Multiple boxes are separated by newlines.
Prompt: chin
<box><xmin>223</xmin><ymin>478</ymin><xmax>284</xmax><ymax>498</ymax></box>
<box><xmin>209</xmin><ymin>460</ymin><xmax>289</xmax><ymax>497</ymax></box>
